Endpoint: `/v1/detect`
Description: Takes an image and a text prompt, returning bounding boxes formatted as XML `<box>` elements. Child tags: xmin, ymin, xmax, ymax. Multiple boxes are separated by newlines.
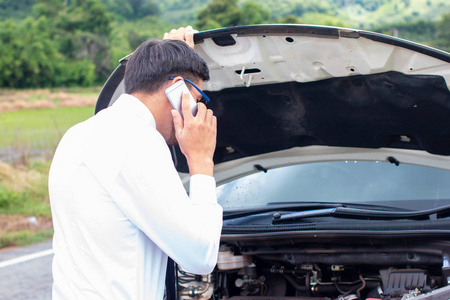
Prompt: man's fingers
<box><xmin>185</xmin><ymin>26</ymin><xmax>195</xmax><ymax>49</ymax></box>
<box><xmin>195</xmin><ymin>102</ymin><xmax>208</xmax><ymax>120</ymax></box>
<box><xmin>163</xmin><ymin>26</ymin><xmax>197</xmax><ymax>49</ymax></box>
<box><xmin>171</xmin><ymin>110</ymin><xmax>183</xmax><ymax>136</ymax></box>
<box><xmin>206</xmin><ymin>109</ymin><xmax>214</xmax><ymax>126</ymax></box>
<box><xmin>213</xmin><ymin>115</ymin><xmax>217</xmax><ymax>127</ymax></box>
<box><xmin>212</xmin><ymin>115</ymin><xmax>217</xmax><ymax>134</ymax></box>
<box><xmin>181</xmin><ymin>91</ymin><xmax>193</xmax><ymax>120</ymax></box>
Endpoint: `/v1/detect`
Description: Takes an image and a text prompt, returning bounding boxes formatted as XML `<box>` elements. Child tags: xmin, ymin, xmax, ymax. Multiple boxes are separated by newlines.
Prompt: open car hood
<box><xmin>96</xmin><ymin>25</ymin><xmax>450</xmax><ymax>183</ymax></box>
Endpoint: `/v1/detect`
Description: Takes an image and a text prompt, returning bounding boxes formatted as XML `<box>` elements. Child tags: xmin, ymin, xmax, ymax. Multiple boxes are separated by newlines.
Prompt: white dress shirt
<box><xmin>49</xmin><ymin>94</ymin><xmax>223</xmax><ymax>300</ymax></box>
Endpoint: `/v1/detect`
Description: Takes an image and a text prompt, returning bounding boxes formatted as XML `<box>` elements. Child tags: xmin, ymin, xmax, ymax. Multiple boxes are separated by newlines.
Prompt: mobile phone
<box><xmin>165</xmin><ymin>80</ymin><xmax>198</xmax><ymax>118</ymax></box>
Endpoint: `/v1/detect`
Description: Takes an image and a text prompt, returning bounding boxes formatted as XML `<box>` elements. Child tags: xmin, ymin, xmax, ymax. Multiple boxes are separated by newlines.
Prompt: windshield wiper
<box><xmin>222</xmin><ymin>202</ymin><xmax>401</xmax><ymax>220</ymax></box>
<box><xmin>223</xmin><ymin>203</ymin><xmax>344</xmax><ymax>220</ymax></box>
<box><xmin>273</xmin><ymin>204</ymin><xmax>450</xmax><ymax>223</ymax></box>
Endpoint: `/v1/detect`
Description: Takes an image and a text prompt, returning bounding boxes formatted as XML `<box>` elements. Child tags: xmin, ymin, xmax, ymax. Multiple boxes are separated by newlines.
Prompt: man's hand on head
<box><xmin>163</xmin><ymin>26</ymin><xmax>198</xmax><ymax>49</ymax></box>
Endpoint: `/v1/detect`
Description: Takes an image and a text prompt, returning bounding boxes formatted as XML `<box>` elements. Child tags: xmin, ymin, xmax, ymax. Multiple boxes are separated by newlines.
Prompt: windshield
<box><xmin>216</xmin><ymin>161</ymin><xmax>450</xmax><ymax>210</ymax></box>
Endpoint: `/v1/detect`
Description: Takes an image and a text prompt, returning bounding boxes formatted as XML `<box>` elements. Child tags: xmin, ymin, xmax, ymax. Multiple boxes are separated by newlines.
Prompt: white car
<box><xmin>97</xmin><ymin>25</ymin><xmax>450</xmax><ymax>300</ymax></box>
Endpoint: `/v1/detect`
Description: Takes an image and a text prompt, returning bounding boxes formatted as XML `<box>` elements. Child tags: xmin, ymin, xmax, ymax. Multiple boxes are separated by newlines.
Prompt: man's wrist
<box><xmin>186</xmin><ymin>157</ymin><xmax>214</xmax><ymax>177</ymax></box>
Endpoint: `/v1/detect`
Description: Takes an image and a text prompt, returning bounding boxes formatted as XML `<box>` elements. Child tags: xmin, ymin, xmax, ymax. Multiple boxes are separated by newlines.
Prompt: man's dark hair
<box><xmin>124</xmin><ymin>39</ymin><xmax>210</xmax><ymax>95</ymax></box>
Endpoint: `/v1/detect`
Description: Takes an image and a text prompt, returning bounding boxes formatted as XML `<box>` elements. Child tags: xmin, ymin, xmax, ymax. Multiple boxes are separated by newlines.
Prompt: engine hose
<box><xmin>333</xmin><ymin>275</ymin><xmax>368</xmax><ymax>300</ymax></box>
<box><xmin>356</xmin><ymin>274</ymin><xmax>366</xmax><ymax>300</ymax></box>
<box><xmin>335</xmin><ymin>281</ymin><xmax>352</xmax><ymax>296</ymax></box>
<box><xmin>179</xmin><ymin>283</ymin><xmax>210</xmax><ymax>297</ymax></box>
<box><xmin>282</xmin><ymin>274</ymin><xmax>308</xmax><ymax>292</ymax></box>
<box><xmin>305</xmin><ymin>272</ymin><xmax>311</xmax><ymax>296</ymax></box>
<box><xmin>313</xmin><ymin>280</ymin><xmax>377</xmax><ymax>297</ymax></box>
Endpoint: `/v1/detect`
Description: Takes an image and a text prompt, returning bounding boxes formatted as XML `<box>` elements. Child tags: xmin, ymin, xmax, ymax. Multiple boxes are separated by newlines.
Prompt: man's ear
<box><xmin>169</xmin><ymin>76</ymin><xmax>184</xmax><ymax>85</ymax></box>
<box><xmin>161</xmin><ymin>76</ymin><xmax>184</xmax><ymax>95</ymax></box>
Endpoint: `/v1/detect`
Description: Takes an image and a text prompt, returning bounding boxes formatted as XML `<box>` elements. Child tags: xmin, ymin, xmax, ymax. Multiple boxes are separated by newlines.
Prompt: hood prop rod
<box><xmin>240</xmin><ymin>66</ymin><xmax>253</xmax><ymax>87</ymax></box>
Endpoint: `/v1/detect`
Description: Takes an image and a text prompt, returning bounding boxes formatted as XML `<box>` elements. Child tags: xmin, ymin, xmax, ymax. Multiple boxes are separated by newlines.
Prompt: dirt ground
<box><xmin>0</xmin><ymin>88</ymin><xmax>98</xmax><ymax>112</ymax></box>
<box><xmin>0</xmin><ymin>214</ymin><xmax>53</xmax><ymax>235</ymax></box>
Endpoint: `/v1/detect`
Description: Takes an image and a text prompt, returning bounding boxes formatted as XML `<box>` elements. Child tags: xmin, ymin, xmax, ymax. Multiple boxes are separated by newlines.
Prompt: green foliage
<box><xmin>0</xmin><ymin>161</ymin><xmax>50</xmax><ymax>217</ymax></box>
<box><xmin>159</xmin><ymin>0</ymin><xmax>208</xmax><ymax>24</ymax></box>
<box><xmin>290</xmin><ymin>0</ymin><xmax>332</xmax><ymax>16</ymax></box>
<box><xmin>0</xmin><ymin>17</ymin><xmax>97</xmax><ymax>88</ymax></box>
<box><xmin>333</xmin><ymin>0</ymin><xmax>390</xmax><ymax>12</ymax></box>
<box><xmin>301</xmin><ymin>12</ymin><xmax>349</xmax><ymax>27</ymax></box>
<box><xmin>108</xmin><ymin>15</ymin><xmax>172</xmax><ymax>66</ymax></box>
<box><xmin>0</xmin><ymin>0</ymin><xmax>113</xmax><ymax>88</ymax></box>
<box><xmin>260</xmin><ymin>0</ymin><xmax>450</xmax><ymax>29</ymax></box>
<box><xmin>0</xmin><ymin>0</ymin><xmax>34</xmax><ymax>19</ymax></box>
<box><xmin>261</xmin><ymin>0</ymin><xmax>335</xmax><ymax>22</ymax></box>
<box><xmin>0</xmin><ymin>229</ymin><xmax>54</xmax><ymax>248</ymax></box>
<box><xmin>372</xmin><ymin>19</ymin><xmax>437</xmax><ymax>45</ymax></box>
<box><xmin>0</xmin><ymin>186</ymin><xmax>50</xmax><ymax>216</ymax></box>
<box><xmin>196</xmin><ymin>0</ymin><xmax>243</xmax><ymax>30</ymax></box>
<box><xmin>127</xmin><ymin>30</ymin><xmax>148</xmax><ymax>50</ymax></box>
<box><xmin>276</xmin><ymin>15</ymin><xmax>303</xmax><ymax>24</ymax></box>
<box><xmin>0</xmin><ymin>18</ymin><xmax>60</xmax><ymax>88</ymax></box>
<box><xmin>56</xmin><ymin>59</ymin><xmax>97</xmax><ymax>87</ymax></box>
<box><xmin>32</xmin><ymin>0</ymin><xmax>63</xmax><ymax>18</ymax></box>
<box><xmin>61</xmin><ymin>0</ymin><xmax>112</xmax><ymax>36</ymax></box>
<box><xmin>196</xmin><ymin>0</ymin><xmax>272</xmax><ymax>30</ymax></box>
<box><xmin>51</xmin><ymin>0</ymin><xmax>113</xmax><ymax>81</ymax></box>
<box><xmin>436</xmin><ymin>12</ymin><xmax>450</xmax><ymax>51</ymax></box>
<box><xmin>102</xmin><ymin>0</ymin><xmax>159</xmax><ymax>20</ymax></box>
<box><xmin>242</xmin><ymin>1</ymin><xmax>271</xmax><ymax>25</ymax></box>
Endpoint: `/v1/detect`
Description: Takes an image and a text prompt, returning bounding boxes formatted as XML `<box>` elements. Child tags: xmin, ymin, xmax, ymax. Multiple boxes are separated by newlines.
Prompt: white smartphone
<box><xmin>165</xmin><ymin>80</ymin><xmax>198</xmax><ymax>118</ymax></box>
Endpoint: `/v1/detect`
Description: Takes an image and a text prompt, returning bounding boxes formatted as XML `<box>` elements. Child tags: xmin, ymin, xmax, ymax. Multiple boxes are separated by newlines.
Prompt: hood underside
<box><xmin>96</xmin><ymin>25</ymin><xmax>450</xmax><ymax>174</ymax></box>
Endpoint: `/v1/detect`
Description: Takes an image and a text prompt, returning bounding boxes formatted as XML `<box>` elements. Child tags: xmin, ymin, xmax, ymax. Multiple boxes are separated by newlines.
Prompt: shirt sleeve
<box><xmin>189</xmin><ymin>174</ymin><xmax>217</xmax><ymax>204</ymax></box>
<box><xmin>111</xmin><ymin>130</ymin><xmax>223</xmax><ymax>275</ymax></box>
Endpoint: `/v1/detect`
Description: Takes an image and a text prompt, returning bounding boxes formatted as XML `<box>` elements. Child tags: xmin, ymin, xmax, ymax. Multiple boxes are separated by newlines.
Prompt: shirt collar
<box><xmin>113</xmin><ymin>94</ymin><xmax>157</xmax><ymax>129</ymax></box>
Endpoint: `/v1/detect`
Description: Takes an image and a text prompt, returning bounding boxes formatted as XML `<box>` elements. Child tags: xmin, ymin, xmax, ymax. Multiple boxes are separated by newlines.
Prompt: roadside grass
<box><xmin>0</xmin><ymin>88</ymin><xmax>97</xmax><ymax>248</ymax></box>
<box><xmin>0</xmin><ymin>160</ymin><xmax>51</xmax><ymax>216</ymax></box>
<box><xmin>0</xmin><ymin>229</ymin><xmax>54</xmax><ymax>249</ymax></box>
<box><xmin>0</xmin><ymin>106</ymin><xmax>94</xmax><ymax>164</ymax></box>
<box><xmin>0</xmin><ymin>156</ymin><xmax>54</xmax><ymax>248</ymax></box>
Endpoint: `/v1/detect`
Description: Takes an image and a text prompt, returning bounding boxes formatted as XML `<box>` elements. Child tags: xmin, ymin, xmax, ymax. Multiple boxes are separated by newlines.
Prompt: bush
<box><xmin>0</xmin><ymin>161</ymin><xmax>51</xmax><ymax>217</ymax></box>
<box><xmin>55</xmin><ymin>59</ymin><xmax>97</xmax><ymax>87</ymax></box>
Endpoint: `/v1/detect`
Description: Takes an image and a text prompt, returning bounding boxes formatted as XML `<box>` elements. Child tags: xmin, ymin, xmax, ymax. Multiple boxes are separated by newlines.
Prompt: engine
<box><xmin>175</xmin><ymin>243</ymin><xmax>450</xmax><ymax>300</ymax></box>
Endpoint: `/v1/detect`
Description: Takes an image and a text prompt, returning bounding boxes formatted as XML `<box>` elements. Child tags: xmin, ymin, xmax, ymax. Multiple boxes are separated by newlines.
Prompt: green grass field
<box><xmin>0</xmin><ymin>106</ymin><xmax>94</xmax><ymax>162</ymax></box>
<box><xmin>0</xmin><ymin>104</ymin><xmax>95</xmax><ymax>247</ymax></box>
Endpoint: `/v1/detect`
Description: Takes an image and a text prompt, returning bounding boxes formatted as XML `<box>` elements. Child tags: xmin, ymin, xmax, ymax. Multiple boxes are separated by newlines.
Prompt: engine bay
<box><xmin>174</xmin><ymin>238</ymin><xmax>450</xmax><ymax>300</ymax></box>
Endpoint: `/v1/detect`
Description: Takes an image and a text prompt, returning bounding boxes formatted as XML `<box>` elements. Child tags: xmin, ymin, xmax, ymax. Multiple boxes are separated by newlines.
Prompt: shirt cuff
<box><xmin>189</xmin><ymin>174</ymin><xmax>217</xmax><ymax>205</ymax></box>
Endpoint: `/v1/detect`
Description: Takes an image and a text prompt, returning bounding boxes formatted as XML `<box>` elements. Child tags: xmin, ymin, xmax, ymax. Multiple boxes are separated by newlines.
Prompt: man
<box><xmin>48</xmin><ymin>27</ymin><xmax>223</xmax><ymax>299</ymax></box>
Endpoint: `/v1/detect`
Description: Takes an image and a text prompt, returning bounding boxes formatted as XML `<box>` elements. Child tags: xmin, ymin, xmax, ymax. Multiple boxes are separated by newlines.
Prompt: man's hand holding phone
<box><xmin>171</xmin><ymin>91</ymin><xmax>217</xmax><ymax>177</ymax></box>
<box><xmin>165</xmin><ymin>80</ymin><xmax>198</xmax><ymax>119</ymax></box>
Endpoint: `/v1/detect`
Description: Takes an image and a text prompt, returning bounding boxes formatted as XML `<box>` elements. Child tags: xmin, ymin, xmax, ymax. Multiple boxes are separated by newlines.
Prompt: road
<box><xmin>0</xmin><ymin>240</ymin><xmax>53</xmax><ymax>300</ymax></box>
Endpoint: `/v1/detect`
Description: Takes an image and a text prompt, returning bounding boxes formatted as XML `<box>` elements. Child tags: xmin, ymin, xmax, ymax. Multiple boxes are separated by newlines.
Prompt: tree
<box><xmin>0</xmin><ymin>17</ymin><xmax>95</xmax><ymax>88</ymax></box>
<box><xmin>372</xmin><ymin>20</ymin><xmax>436</xmax><ymax>45</ymax></box>
<box><xmin>33</xmin><ymin>0</ymin><xmax>64</xmax><ymax>18</ymax></box>
<box><xmin>0</xmin><ymin>0</ymin><xmax>110</xmax><ymax>88</ymax></box>
<box><xmin>436</xmin><ymin>12</ymin><xmax>450</xmax><ymax>51</ymax></box>
<box><xmin>0</xmin><ymin>0</ymin><xmax>35</xmax><ymax>19</ymax></box>
<box><xmin>129</xmin><ymin>0</ymin><xmax>159</xmax><ymax>18</ymax></box>
<box><xmin>276</xmin><ymin>15</ymin><xmax>302</xmax><ymax>24</ymax></box>
<box><xmin>127</xmin><ymin>30</ymin><xmax>148</xmax><ymax>50</ymax></box>
<box><xmin>196</xmin><ymin>0</ymin><xmax>243</xmax><ymax>31</ymax></box>
<box><xmin>34</xmin><ymin>0</ymin><xmax>114</xmax><ymax>82</ymax></box>
<box><xmin>242</xmin><ymin>1</ymin><xmax>270</xmax><ymax>25</ymax></box>
<box><xmin>102</xmin><ymin>0</ymin><xmax>159</xmax><ymax>20</ymax></box>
